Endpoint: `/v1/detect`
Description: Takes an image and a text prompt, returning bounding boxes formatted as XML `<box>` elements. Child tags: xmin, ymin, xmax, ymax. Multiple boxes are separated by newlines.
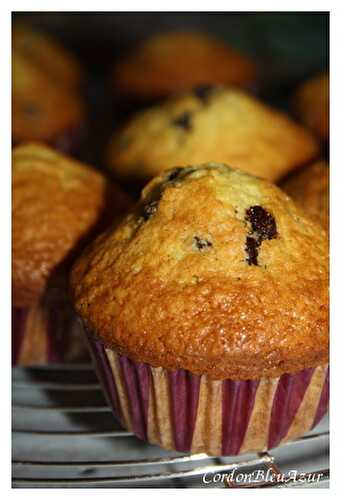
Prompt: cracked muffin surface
<box><xmin>107</xmin><ymin>87</ymin><xmax>318</xmax><ymax>182</ymax></box>
<box><xmin>13</xmin><ymin>143</ymin><xmax>129</xmax><ymax>307</ymax></box>
<box><xmin>71</xmin><ymin>163</ymin><xmax>328</xmax><ymax>380</ymax></box>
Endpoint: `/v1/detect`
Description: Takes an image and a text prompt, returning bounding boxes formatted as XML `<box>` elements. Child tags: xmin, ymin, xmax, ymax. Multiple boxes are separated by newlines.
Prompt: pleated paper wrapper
<box><xmin>88</xmin><ymin>334</ymin><xmax>329</xmax><ymax>455</ymax></box>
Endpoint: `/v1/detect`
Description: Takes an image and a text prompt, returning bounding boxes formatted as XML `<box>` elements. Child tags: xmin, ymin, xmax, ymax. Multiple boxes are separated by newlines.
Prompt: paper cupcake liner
<box><xmin>88</xmin><ymin>334</ymin><xmax>329</xmax><ymax>456</ymax></box>
<box><xmin>12</xmin><ymin>303</ymin><xmax>89</xmax><ymax>366</ymax></box>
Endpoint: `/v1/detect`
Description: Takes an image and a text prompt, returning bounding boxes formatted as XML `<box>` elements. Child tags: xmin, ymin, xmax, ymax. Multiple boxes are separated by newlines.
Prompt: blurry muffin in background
<box><xmin>282</xmin><ymin>161</ymin><xmax>329</xmax><ymax>232</ymax></box>
<box><xmin>294</xmin><ymin>74</ymin><xmax>329</xmax><ymax>141</ymax></box>
<box><xmin>12</xmin><ymin>23</ymin><xmax>82</xmax><ymax>88</ymax></box>
<box><xmin>112</xmin><ymin>32</ymin><xmax>257</xmax><ymax>99</ymax></box>
<box><xmin>12</xmin><ymin>143</ymin><xmax>131</xmax><ymax>365</ymax></box>
<box><xmin>107</xmin><ymin>86</ymin><xmax>318</xmax><ymax>183</ymax></box>
<box><xmin>12</xmin><ymin>50</ymin><xmax>84</xmax><ymax>152</ymax></box>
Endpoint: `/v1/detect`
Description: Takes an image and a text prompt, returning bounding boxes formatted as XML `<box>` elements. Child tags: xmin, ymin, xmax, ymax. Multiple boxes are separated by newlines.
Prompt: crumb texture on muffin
<box><xmin>294</xmin><ymin>73</ymin><xmax>329</xmax><ymax>140</ymax></box>
<box><xmin>112</xmin><ymin>31</ymin><xmax>257</xmax><ymax>98</ymax></box>
<box><xmin>282</xmin><ymin>161</ymin><xmax>329</xmax><ymax>232</ymax></box>
<box><xmin>71</xmin><ymin>163</ymin><xmax>329</xmax><ymax>380</ymax></box>
<box><xmin>107</xmin><ymin>88</ymin><xmax>318</xmax><ymax>182</ymax></box>
<box><xmin>12</xmin><ymin>143</ymin><xmax>117</xmax><ymax>307</ymax></box>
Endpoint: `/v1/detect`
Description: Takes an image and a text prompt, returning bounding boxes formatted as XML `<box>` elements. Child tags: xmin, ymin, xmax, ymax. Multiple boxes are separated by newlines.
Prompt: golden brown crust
<box><xmin>281</xmin><ymin>161</ymin><xmax>329</xmax><ymax>232</ymax></box>
<box><xmin>107</xmin><ymin>88</ymin><xmax>318</xmax><ymax>182</ymax></box>
<box><xmin>71</xmin><ymin>163</ymin><xmax>329</xmax><ymax>380</ymax></box>
<box><xmin>12</xmin><ymin>50</ymin><xmax>84</xmax><ymax>143</ymax></box>
<box><xmin>12</xmin><ymin>143</ymin><xmax>129</xmax><ymax>307</ymax></box>
<box><xmin>13</xmin><ymin>23</ymin><xmax>82</xmax><ymax>88</ymax></box>
<box><xmin>112</xmin><ymin>32</ymin><xmax>257</xmax><ymax>98</ymax></box>
<box><xmin>294</xmin><ymin>74</ymin><xmax>329</xmax><ymax>140</ymax></box>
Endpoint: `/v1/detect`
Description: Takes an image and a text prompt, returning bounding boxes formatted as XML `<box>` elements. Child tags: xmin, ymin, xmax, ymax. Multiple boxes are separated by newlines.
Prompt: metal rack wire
<box><xmin>12</xmin><ymin>364</ymin><xmax>329</xmax><ymax>488</ymax></box>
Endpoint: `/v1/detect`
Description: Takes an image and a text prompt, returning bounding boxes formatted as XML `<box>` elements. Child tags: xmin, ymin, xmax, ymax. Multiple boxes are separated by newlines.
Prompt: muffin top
<box><xmin>112</xmin><ymin>32</ymin><xmax>257</xmax><ymax>98</ymax></box>
<box><xmin>13</xmin><ymin>23</ymin><xmax>82</xmax><ymax>88</ymax></box>
<box><xmin>13</xmin><ymin>143</ymin><xmax>129</xmax><ymax>308</ymax></box>
<box><xmin>12</xmin><ymin>50</ymin><xmax>84</xmax><ymax>144</ymax></box>
<box><xmin>107</xmin><ymin>87</ymin><xmax>318</xmax><ymax>182</ymax></box>
<box><xmin>71</xmin><ymin>163</ymin><xmax>328</xmax><ymax>380</ymax></box>
<box><xmin>282</xmin><ymin>161</ymin><xmax>329</xmax><ymax>232</ymax></box>
<box><xmin>294</xmin><ymin>74</ymin><xmax>329</xmax><ymax>140</ymax></box>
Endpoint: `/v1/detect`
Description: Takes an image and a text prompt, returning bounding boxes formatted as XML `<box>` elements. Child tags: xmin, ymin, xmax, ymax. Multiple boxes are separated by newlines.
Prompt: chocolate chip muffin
<box><xmin>13</xmin><ymin>23</ymin><xmax>82</xmax><ymax>89</ymax></box>
<box><xmin>294</xmin><ymin>74</ymin><xmax>329</xmax><ymax>141</ymax></box>
<box><xmin>107</xmin><ymin>87</ymin><xmax>318</xmax><ymax>183</ymax></box>
<box><xmin>12</xmin><ymin>143</ymin><xmax>130</xmax><ymax>365</ymax></box>
<box><xmin>282</xmin><ymin>161</ymin><xmax>329</xmax><ymax>232</ymax></box>
<box><xmin>71</xmin><ymin>163</ymin><xmax>328</xmax><ymax>455</ymax></box>
<box><xmin>12</xmin><ymin>49</ymin><xmax>84</xmax><ymax>151</ymax></box>
<box><xmin>112</xmin><ymin>32</ymin><xmax>257</xmax><ymax>99</ymax></box>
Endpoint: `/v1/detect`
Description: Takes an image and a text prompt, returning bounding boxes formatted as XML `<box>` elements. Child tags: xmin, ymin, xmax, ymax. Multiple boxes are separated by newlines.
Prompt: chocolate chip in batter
<box><xmin>172</xmin><ymin>112</ymin><xmax>192</xmax><ymax>131</ymax></box>
<box><xmin>166</xmin><ymin>167</ymin><xmax>183</xmax><ymax>182</ymax></box>
<box><xmin>245</xmin><ymin>206</ymin><xmax>277</xmax><ymax>240</ymax></box>
<box><xmin>23</xmin><ymin>103</ymin><xmax>40</xmax><ymax>117</ymax></box>
<box><xmin>194</xmin><ymin>236</ymin><xmax>213</xmax><ymax>251</ymax></box>
<box><xmin>244</xmin><ymin>206</ymin><xmax>277</xmax><ymax>266</ymax></box>
<box><xmin>193</xmin><ymin>84</ymin><xmax>216</xmax><ymax>104</ymax></box>
<box><xmin>245</xmin><ymin>236</ymin><xmax>260</xmax><ymax>266</ymax></box>
<box><xmin>142</xmin><ymin>200</ymin><xmax>159</xmax><ymax>221</ymax></box>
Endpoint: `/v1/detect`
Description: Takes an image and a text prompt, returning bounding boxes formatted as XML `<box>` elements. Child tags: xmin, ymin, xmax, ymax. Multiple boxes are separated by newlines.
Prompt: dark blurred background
<box><xmin>13</xmin><ymin>12</ymin><xmax>329</xmax><ymax>81</ymax></box>
<box><xmin>12</xmin><ymin>12</ymin><xmax>329</xmax><ymax>181</ymax></box>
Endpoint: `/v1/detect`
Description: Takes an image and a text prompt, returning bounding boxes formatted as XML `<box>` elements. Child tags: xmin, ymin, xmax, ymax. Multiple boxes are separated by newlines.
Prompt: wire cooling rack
<box><xmin>12</xmin><ymin>364</ymin><xmax>329</xmax><ymax>488</ymax></box>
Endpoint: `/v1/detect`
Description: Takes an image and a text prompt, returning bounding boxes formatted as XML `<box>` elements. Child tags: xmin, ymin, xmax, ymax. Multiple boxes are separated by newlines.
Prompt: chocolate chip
<box><xmin>193</xmin><ymin>84</ymin><xmax>216</xmax><ymax>103</ymax></box>
<box><xmin>245</xmin><ymin>236</ymin><xmax>260</xmax><ymax>266</ymax></box>
<box><xmin>194</xmin><ymin>236</ymin><xmax>213</xmax><ymax>251</ymax></box>
<box><xmin>166</xmin><ymin>167</ymin><xmax>183</xmax><ymax>182</ymax></box>
<box><xmin>172</xmin><ymin>112</ymin><xmax>192</xmax><ymax>131</ymax></box>
<box><xmin>245</xmin><ymin>206</ymin><xmax>277</xmax><ymax>241</ymax></box>
<box><xmin>143</xmin><ymin>200</ymin><xmax>159</xmax><ymax>221</ymax></box>
<box><xmin>23</xmin><ymin>103</ymin><xmax>40</xmax><ymax>116</ymax></box>
<box><xmin>244</xmin><ymin>206</ymin><xmax>277</xmax><ymax>266</ymax></box>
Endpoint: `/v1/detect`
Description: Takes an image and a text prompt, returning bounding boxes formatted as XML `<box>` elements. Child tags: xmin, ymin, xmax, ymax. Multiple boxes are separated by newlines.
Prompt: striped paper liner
<box><xmin>12</xmin><ymin>304</ymin><xmax>90</xmax><ymax>366</ymax></box>
<box><xmin>88</xmin><ymin>334</ymin><xmax>329</xmax><ymax>456</ymax></box>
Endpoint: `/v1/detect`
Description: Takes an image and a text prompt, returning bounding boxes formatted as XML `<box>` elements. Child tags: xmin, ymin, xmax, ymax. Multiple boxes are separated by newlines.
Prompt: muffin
<box><xmin>294</xmin><ymin>74</ymin><xmax>329</xmax><ymax>141</ymax></box>
<box><xmin>12</xmin><ymin>49</ymin><xmax>84</xmax><ymax>151</ymax></box>
<box><xmin>12</xmin><ymin>143</ymin><xmax>130</xmax><ymax>365</ymax></box>
<box><xmin>71</xmin><ymin>163</ymin><xmax>329</xmax><ymax>455</ymax></box>
<box><xmin>13</xmin><ymin>23</ymin><xmax>82</xmax><ymax>88</ymax></box>
<box><xmin>112</xmin><ymin>32</ymin><xmax>257</xmax><ymax>99</ymax></box>
<box><xmin>107</xmin><ymin>87</ymin><xmax>319</xmax><ymax>183</ymax></box>
<box><xmin>282</xmin><ymin>161</ymin><xmax>329</xmax><ymax>232</ymax></box>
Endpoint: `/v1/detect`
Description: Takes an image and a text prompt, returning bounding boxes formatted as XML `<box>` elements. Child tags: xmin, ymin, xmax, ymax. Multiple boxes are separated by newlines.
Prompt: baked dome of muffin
<box><xmin>71</xmin><ymin>163</ymin><xmax>328</xmax><ymax>380</ymax></box>
<box><xmin>13</xmin><ymin>23</ymin><xmax>82</xmax><ymax>88</ymax></box>
<box><xmin>107</xmin><ymin>87</ymin><xmax>318</xmax><ymax>182</ymax></box>
<box><xmin>12</xmin><ymin>50</ymin><xmax>84</xmax><ymax>145</ymax></box>
<box><xmin>112</xmin><ymin>31</ymin><xmax>257</xmax><ymax>98</ymax></box>
<box><xmin>12</xmin><ymin>143</ymin><xmax>129</xmax><ymax>308</ymax></box>
<box><xmin>294</xmin><ymin>74</ymin><xmax>329</xmax><ymax>141</ymax></box>
<box><xmin>282</xmin><ymin>161</ymin><xmax>329</xmax><ymax>232</ymax></box>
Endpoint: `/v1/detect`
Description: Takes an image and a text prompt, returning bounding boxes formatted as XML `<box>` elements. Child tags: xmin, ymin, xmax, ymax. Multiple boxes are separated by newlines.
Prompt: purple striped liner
<box><xmin>168</xmin><ymin>370</ymin><xmax>201</xmax><ymax>452</ymax></box>
<box><xmin>312</xmin><ymin>366</ymin><xmax>329</xmax><ymax>429</ymax></box>
<box><xmin>12</xmin><ymin>306</ymin><xmax>89</xmax><ymax>365</ymax></box>
<box><xmin>88</xmin><ymin>335</ymin><xmax>329</xmax><ymax>456</ymax></box>
<box><xmin>222</xmin><ymin>379</ymin><xmax>260</xmax><ymax>455</ymax></box>
<box><xmin>268</xmin><ymin>368</ymin><xmax>314</xmax><ymax>449</ymax></box>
